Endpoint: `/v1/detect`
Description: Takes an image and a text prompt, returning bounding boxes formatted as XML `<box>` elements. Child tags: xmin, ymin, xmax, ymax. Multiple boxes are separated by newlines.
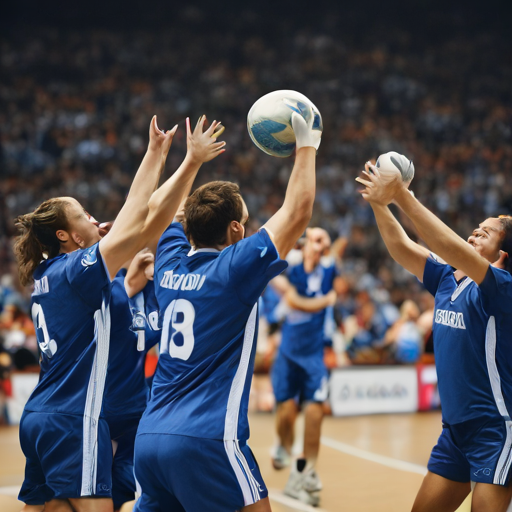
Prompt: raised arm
<box><xmin>262</xmin><ymin>112</ymin><xmax>320</xmax><ymax>257</ymax></box>
<box><xmin>139</xmin><ymin>116</ymin><xmax>225</xmax><ymax>247</ymax></box>
<box><xmin>99</xmin><ymin>116</ymin><xmax>177</xmax><ymax>279</ymax></box>
<box><xmin>356</xmin><ymin>163</ymin><xmax>490</xmax><ymax>284</ymax></box>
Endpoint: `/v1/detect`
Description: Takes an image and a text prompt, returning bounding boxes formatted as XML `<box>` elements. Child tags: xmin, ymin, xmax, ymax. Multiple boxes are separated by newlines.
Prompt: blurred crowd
<box><xmin>0</xmin><ymin>7</ymin><xmax>510</xmax><ymax>389</ymax></box>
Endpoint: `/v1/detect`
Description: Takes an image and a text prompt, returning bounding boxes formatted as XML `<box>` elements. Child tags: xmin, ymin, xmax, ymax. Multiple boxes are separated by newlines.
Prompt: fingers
<box><xmin>186</xmin><ymin>117</ymin><xmax>192</xmax><ymax>138</ymax></box>
<box><xmin>211</xmin><ymin>124</ymin><xmax>225</xmax><ymax>139</ymax></box>
<box><xmin>366</xmin><ymin>161</ymin><xmax>380</xmax><ymax>177</ymax></box>
<box><xmin>194</xmin><ymin>115</ymin><xmax>206</xmax><ymax>135</ymax></box>
<box><xmin>355</xmin><ymin>176</ymin><xmax>372</xmax><ymax>187</ymax></box>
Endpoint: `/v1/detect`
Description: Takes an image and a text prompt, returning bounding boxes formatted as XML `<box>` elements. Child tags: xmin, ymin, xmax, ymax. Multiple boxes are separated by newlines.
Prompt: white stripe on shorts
<box><xmin>484</xmin><ymin>316</ymin><xmax>512</xmax><ymax>485</ymax></box>
<box><xmin>224</xmin><ymin>303</ymin><xmax>259</xmax><ymax>505</ymax></box>
<box><xmin>81</xmin><ymin>297</ymin><xmax>111</xmax><ymax>495</ymax></box>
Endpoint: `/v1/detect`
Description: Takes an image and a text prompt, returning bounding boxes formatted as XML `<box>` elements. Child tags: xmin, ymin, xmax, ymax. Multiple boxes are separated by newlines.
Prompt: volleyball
<box><xmin>376</xmin><ymin>151</ymin><xmax>415</xmax><ymax>183</ymax></box>
<box><xmin>247</xmin><ymin>90</ymin><xmax>323</xmax><ymax>157</ymax></box>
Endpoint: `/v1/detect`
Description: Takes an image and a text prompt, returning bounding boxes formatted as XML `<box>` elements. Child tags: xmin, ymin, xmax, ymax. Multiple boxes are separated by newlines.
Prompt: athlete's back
<box><xmin>138</xmin><ymin>222</ymin><xmax>287</xmax><ymax>441</ymax></box>
<box><xmin>27</xmin><ymin>243</ymin><xmax>110</xmax><ymax>415</ymax></box>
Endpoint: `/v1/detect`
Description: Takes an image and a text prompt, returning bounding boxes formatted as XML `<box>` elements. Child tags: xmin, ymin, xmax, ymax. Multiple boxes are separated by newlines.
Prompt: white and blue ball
<box><xmin>376</xmin><ymin>151</ymin><xmax>415</xmax><ymax>183</ymax></box>
<box><xmin>247</xmin><ymin>90</ymin><xmax>323</xmax><ymax>157</ymax></box>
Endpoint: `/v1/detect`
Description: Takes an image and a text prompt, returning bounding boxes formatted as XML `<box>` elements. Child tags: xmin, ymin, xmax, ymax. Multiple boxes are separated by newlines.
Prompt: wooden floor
<box><xmin>0</xmin><ymin>411</ymin><xmax>473</xmax><ymax>512</ymax></box>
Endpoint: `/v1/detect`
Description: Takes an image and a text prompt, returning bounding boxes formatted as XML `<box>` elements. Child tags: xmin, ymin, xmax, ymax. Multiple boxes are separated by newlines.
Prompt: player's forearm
<box><xmin>371</xmin><ymin>202</ymin><xmax>428</xmax><ymax>280</ymax></box>
<box><xmin>142</xmin><ymin>155</ymin><xmax>201</xmax><ymax>243</ymax></box>
<box><xmin>286</xmin><ymin>289</ymin><xmax>331</xmax><ymax>312</ymax></box>
<box><xmin>394</xmin><ymin>187</ymin><xmax>489</xmax><ymax>283</ymax></box>
<box><xmin>282</xmin><ymin>147</ymin><xmax>316</xmax><ymax>222</ymax></box>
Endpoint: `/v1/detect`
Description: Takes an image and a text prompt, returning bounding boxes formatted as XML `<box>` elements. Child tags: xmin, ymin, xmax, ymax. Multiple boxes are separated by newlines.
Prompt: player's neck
<box><xmin>303</xmin><ymin>259</ymin><xmax>318</xmax><ymax>273</ymax></box>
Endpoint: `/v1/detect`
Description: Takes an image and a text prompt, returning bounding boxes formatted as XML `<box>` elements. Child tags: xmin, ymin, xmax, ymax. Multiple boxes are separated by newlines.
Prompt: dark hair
<box><xmin>184</xmin><ymin>181</ymin><xmax>244</xmax><ymax>248</ymax></box>
<box><xmin>499</xmin><ymin>215</ymin><xmax>512</xmax><ymax>275</ymax></box>
<box><xmin>13</xmin><ymin>198</ymin><xmax>71</xmax><ymax>286</ymax></box>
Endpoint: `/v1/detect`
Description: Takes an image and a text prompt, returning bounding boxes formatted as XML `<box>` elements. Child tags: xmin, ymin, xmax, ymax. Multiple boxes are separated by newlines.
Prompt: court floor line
<box><xmin>321</xmin><ymin>436</ymin><xmax>428</xmax><ymax>476</ymax></box>
<box><xmin>268</xmin><ymin>489</ymin><xmax>328</xmax><ymax>512</ymax></box>
<box><xmin>0</xmin><ymin>486</ymin><xmax>19</xmax><ymax>497</ymax></box>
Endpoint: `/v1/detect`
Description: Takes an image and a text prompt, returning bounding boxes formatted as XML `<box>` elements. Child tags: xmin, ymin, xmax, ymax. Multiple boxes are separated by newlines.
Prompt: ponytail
<box><xmin>13</xmin><ymin>198</ymin><xmax>70</xmax><ymax>286</ymax></box>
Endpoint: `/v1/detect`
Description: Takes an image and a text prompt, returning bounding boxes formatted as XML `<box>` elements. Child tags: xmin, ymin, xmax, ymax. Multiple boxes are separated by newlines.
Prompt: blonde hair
<box><xmin>13</xmin><ymin>198</ymin><xmax>71</xmax><ymax>286</ymax></box>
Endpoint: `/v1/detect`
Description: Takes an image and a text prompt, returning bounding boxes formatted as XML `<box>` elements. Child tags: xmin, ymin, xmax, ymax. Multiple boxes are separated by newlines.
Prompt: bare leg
<box><xmin>471</xmin><ymin>482</ymin><xmax>512</xmax><ymax>512</ymax></box>
<box><xmin>275</xmin><ymin>399</ymin><xmax>298</xmax><ymax>455</ymax></box>
<box><xmin>303</xmin><ymin>402</ymin><xmax>323</xmax><ymax>463</ymax></box>
<box><xmin>118</xmin><ymin>500</ymin><xmax>136</xmax><ymax>512</ymax></box>
<box><xmin>44</xmin><ymin>501</ymin><xmax>75</xmax><ymax>512</ymax></box>
<box><xmin>68</xmin><ymin>498</ymin><xmax>113</xmax><ymax>512</ymax></box>
<box><xmin>411</xmin><ymin>471</ymin><xmax>470</xmax><ymax>512</ymax></box>
<box><xmin>241</xmin><ymin>497</ymin><xmax>272</xmax><ymax>512</ymax></box>
<box><xmin>20</xmin><ymin>506</ymin><xmax>44</xmax><ymax>512</ymax></box>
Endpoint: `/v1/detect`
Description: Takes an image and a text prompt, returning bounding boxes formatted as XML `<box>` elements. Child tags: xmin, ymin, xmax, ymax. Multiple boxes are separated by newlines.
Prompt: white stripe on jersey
<box><xmin>450</xmin><ymin>276</ymin><xmax>473</xmax><ymax>302</ymax></box>
<box><xmin>81</xmin><ymin>297</ymin><xmax>111</xmax><ymax>496</ymax></box>
<box><xmin>485</xmin><ymin>316</ymin><xmax>512</xmax><ymax>485</ymax></box>
<box><xmin>224</xmin><ymin>303</ymin><xmax>260</xmax><ymax>504</ymax></box>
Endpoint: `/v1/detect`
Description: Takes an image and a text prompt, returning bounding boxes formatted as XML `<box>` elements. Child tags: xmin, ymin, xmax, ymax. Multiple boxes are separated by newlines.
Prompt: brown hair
<box><xmin>184</xmin><ymin>181</ymin><xmax>244</xmax><ymax>248</ymax></box>
<box><xmin>13</xmin><ymin>198</ymin><xmax>71</xmax><ymax>286</ymax></box>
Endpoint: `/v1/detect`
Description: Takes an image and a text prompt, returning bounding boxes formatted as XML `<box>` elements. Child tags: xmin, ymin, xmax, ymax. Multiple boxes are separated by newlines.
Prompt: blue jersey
<box><xmin>137</xmin><ymin>222</ymin><xmax>287</xmax><ymax>441</ymax></box>
<box><xmin>26</xmin><ymin>243</ymin><xmax>111</xmax><ymax>416</ymax></box>
<box><xmin>280</xmin><ymin>261</ymin><xmax>338</xmax><ymax>361</ymax></box>
<box><xmin>102</xmin><ymin>272</ymin><xmax>160</xmax><ymax>418</ymax></box>
<box><xmin>424</xmin><ymin>256</ymin><xmax>512</xmax><ymax>424</ymax></box>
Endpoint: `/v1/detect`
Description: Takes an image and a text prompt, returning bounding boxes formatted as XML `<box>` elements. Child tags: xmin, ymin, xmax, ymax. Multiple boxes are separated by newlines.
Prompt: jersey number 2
<box><xmin>160</xmin><ymin>299</ymin><xmax>195</xmax><ymax>361</ymax></box>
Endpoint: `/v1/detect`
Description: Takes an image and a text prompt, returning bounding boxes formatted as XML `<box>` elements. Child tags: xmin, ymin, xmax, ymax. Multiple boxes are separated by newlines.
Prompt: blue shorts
<box><xmin>271</xmin><ymin>351</ymin><xmax>328</xmax><ymax>403</ymax></box>
<box><xmin>133</xmin><ymin>433</ymin><xmax>268</xmax><ymax>512</ymax></box>
<box><xmin>428</xmin><ymin>416</ymin><xmax>512</xmax><ymax>485</ymax></box>
<box><xmin>18</xmin><ymin>411</ymin><xmax>113</xmax><ymax>505</ymax></box>
<box><xmin>107</xmin><ymin>413</ymin><xmax>143</xmax><ymax>510</ymax></box>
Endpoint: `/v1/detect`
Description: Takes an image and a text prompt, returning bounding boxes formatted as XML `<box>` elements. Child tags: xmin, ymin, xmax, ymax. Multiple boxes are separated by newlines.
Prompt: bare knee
<box><xmin>20</xmin><ymin>505</ymin><xmax>44</xmax><ymax>512</ymax></box>
<box><xmin>43</xmin><ymin>500</ymin><xmax>74</xmax><ymax>512</ymax></box>
<box><xmin>305</xmin><ymin>402</ymin><xmax>324</xmax><ymax>423</ymax></box>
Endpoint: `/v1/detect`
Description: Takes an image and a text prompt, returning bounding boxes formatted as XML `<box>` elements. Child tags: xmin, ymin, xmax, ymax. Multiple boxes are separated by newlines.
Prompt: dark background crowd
<box><xmin>0</xmin><ymin>0</ymin><xmax>510</xmax><ymax>384</ymax></box>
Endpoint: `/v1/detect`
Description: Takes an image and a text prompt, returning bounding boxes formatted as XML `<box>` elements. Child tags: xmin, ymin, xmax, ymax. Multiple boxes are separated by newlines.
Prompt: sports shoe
<box><xmin>303</xmin><ymin>468</ymin><xmax>322</xmax><ymax>493</ymax></box>
<box><xmin>284</xmin><ymin>461</ymin><xmax>321</xmax><ymax>507</ymax></box>
<box><xmin>272</xmin><ymin>445</ymin><xmax>291</xmax><ymax>470</ymax></box>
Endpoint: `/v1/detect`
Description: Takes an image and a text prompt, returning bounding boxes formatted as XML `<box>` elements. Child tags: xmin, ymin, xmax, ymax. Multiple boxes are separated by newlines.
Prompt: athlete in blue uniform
<box><xmin>271</xmin><ymin>227</ymin><xmax>338</xmax><ymax>507</ymax></box>
<box><xmin>134</xmin><ymin>109</ymin><xmax>321</xmax><ymax>512</ymax></box>
<box><xmin>357</xmin><ymin>162</ymin><xmax>512</xmax><ymax>512</ymax></box>
<box><xmin>14</xmin><ymin>116</ymin><xmax>225</xmax><ymax>512</ymax></box>
<box><xmin>103</xmin><ymin>251</ymin><xmax>160</xmax><ymax>510</ymax></box>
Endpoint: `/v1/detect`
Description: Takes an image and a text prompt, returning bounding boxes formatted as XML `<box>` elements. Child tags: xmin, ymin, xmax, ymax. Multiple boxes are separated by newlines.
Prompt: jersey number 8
<box><xmin>160</xmin><ymin>299</ymin><xmax>195</xmax><ymax>361</ymax></box>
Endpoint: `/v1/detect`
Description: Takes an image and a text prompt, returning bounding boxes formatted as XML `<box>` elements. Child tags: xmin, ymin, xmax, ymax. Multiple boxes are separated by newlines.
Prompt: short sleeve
<box><xmin>479</xmin><ymin>266</ymin><xmax>512</xmax><ymax>313</ymax></box>
<box><xmin>422</xmin><ymin>255</ymin><xmax>452</xmax><ymax>296</ymax></box>
<box><xmin>65</xmin><ymin>242</ymin><xmax>110</xmax><ymax>309</ymax></box>
<box><xmin>155</xmin><ymin>222</ymin><xmax>190</xmax><ymax>277</ymax></box>
<box><xmin>229</xmin><ymin>228</ymin><xmax>288</xmax><ymax>306</ymax></box>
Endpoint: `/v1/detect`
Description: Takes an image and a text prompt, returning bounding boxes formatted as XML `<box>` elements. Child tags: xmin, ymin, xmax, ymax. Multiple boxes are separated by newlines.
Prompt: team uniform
<box><xmin>423</xmin><ymin>256</ymin><xmax>512</xmax><ymax>485</ymax></box>
<box><xmin>271</xmin><ymin>261</ymin><xmax>337</xmax><ymax>404</ymax></box>
<box><xmin>19</xmin><ymin>244</ymin><xmax>112</xmax><ymax>504</ymax></box>
<box><xmin>103</xmin><ymin>272</ymin><xmax>160</xmax><ymax>509</ymax></box>
<box><xmin>134</xmin><ymin>222</ymin><xmax>287</xmax><ymax>512</ymax></box>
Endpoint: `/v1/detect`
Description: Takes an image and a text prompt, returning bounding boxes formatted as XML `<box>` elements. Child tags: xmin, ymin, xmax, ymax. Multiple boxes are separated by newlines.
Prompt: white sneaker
<box><xmin>303</xmin><ymin>468</ymin><xmax>323</xmax><ymax>493</ymax></box>
<box><xmin>284</xmin><ymin>463</ymin><xmax>321</xmax><ymax>507</ymax></box>
<box><xmin>272</xmin><ymin>445</ymin><xmax>291</xmax><ymax>470</ymax></box>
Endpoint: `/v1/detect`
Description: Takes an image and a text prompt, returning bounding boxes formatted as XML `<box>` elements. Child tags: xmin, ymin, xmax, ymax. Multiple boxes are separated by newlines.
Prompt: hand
<box><xmin>132</xmin><ymin>248</ymin><xmax>155</xmax><ymax>274</ymax></box>
<box><xmin>291</xmin><ymin>111</ymin><xmax>322</xmax><ymax>151</ymax></box>
<box><xmin>148</xmin><ymin>115</ymin><xmax>178</xmax><ymax>155</ymax></box>
<box><xmin>98</xmin><ymin>221</ymin><xmax>113</xmax><ymax>237</ymax></box>
<box><xmin>355</xmin><ymin>162</ymin><xmax>405</xmax><ymax>206</ymax></box>
<box><xmin>326</xmin><ymin>289</ymin><xmax>337</xmax><ymax>307</ymax></box>
<box><xmin>186</xmin><ymin>115</ymin><xmax>226</xmax><ymax>165</ymax></box>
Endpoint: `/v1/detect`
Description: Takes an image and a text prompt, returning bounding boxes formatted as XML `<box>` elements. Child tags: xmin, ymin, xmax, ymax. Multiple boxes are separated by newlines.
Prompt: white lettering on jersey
<box><xmin>435</xmin><ymin>309</ymin><xmax>466</xmax><ymax>330</ymax></box>
<box><xmin>33</xmin><ymin>276</ymin><xmax>49</xmax><ymax>296</ymax></box>
<box><xmin>160</xmin><ymin>270</ymin><xmax>206</xmax><ymax>291</ymax></box>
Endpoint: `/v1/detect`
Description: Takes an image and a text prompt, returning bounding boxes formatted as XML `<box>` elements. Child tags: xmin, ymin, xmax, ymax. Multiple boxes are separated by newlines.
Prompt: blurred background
<box><xmin>0</xmin><ymin>0</ymin><xmax>510</xmax><ymax>419</ymax></box>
